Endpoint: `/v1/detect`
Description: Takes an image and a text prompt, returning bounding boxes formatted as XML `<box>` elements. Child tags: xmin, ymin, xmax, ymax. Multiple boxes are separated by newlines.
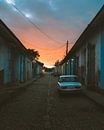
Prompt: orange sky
<box><xmin>10</xmin><ymin>18</ymin><xmax>75</xmax><ymax>67</ymax></box>
<box><xmin>0</xmin><ymin>0</ymin><xmax>102</xmax><ymax>67</ymax></box>
<box><xmin>18</xmin><ymin>32</ymin><xmax>74</xmax><ymax>68</ymax></box>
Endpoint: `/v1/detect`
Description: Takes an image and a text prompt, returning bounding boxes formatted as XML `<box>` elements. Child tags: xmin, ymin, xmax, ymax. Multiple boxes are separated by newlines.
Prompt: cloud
<box><xmin>48</xmin><ymin>0</ymin><xmax>58</xmax><ymax>11</ymax></box>
<box><xmin>5</xmin><ymin>0</ymin><xmax>15</xmax><ymax>5</ymax></box>
<box><xmin>0</xmin><ymin>0</ymin><xmax>104</xmax><ymax>66</ymax></box>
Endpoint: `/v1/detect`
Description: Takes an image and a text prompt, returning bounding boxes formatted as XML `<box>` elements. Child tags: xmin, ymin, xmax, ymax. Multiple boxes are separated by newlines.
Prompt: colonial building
<box><xmin>60</xmin><ymin>5</ymin><xmax>104</xmax><ymax>90</ymax></box>
<box><xmin>0</xmin><ymin>19</ymin><xmax>32</xmax><ymax>86</ymax></box>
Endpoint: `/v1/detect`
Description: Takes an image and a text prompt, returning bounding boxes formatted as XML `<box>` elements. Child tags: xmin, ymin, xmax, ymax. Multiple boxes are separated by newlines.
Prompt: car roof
<box><xmin>59</xmin><ymin>75</ymin><xmax>77</xmax><ymax>78</ymax></box>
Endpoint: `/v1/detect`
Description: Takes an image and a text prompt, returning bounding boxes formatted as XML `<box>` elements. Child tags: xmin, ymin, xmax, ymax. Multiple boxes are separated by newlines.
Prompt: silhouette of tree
<box><xmin>27</xmin><ymin>49</ymin><xmax>40</xmax><ymax>61</ymax></box>
<box><xmin>54</xmin><ymin>60</ymin><xmax>60</xmax><ymax>66</ymax></box>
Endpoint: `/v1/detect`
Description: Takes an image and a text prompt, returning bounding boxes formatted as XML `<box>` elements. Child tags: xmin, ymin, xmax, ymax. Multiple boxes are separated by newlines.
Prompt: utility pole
<box><xmin>66</xmin><ymin>40</ymin><xmax>69</xmax><ymax>55</ymax></box>
<box><xmin>65</xmin><ymin>40</ymin><xmax>69</xmax><ymax>75</ymax></box>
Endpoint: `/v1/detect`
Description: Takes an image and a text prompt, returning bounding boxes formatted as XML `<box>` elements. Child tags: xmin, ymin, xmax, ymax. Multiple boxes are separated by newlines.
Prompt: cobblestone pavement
<box><xmin>0</xmin><ymin>74</ymin><xmax>104</xmax><ymax>130</ymax></box>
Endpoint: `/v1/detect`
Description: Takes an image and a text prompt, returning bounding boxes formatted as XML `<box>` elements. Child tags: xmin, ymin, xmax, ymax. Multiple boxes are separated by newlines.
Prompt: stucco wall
<box><xmin>0</xmin><ymin>38</ymin><xmax>33</xmax><ymax>84</ymax></box>
<box><xmin>88</xmin><ymin>30</ymin><xmax>101</xmax><ymax>87</ymax></box>
<box><xmin>100</xmin><ymin>26</ymin><xmax>104</xmax><ymax>88</ymax></box>
<box><xmin>0</xmin><ymin>40</ymin><xmax>4</xmax><ymax>71</ymax></box>
<box><xmin>0</xmin><ymin>40</ymin><xmax>11</xmax><ymax>84</ymax></box>
<box><xmin>72</xmin><ymin>29</ymin><xmax>102</xmax><ymax>87</ymax></box>
<box><xmin>37</xmin><ymin>65</ymin><xmax>42</xmax><ymax>75</ymax></box>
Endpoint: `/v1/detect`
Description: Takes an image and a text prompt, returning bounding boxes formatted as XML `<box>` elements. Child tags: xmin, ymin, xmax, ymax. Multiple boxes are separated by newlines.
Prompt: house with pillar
<box><xmin>60</xmin><ymin>5</ymin><xmax>104</xmax><ymax>90</ymax></box>
<box><xmin>0</xmin><ymin>19</ymin><xmax>32</xmax><ymax>86</ymax></box>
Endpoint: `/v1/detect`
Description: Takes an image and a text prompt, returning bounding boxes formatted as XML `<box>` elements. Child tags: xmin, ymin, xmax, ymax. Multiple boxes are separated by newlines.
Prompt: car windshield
<box><xmin>59</xmin><ymin>77</ymin><xmax>79</xmax><ymax>82</ymax></box>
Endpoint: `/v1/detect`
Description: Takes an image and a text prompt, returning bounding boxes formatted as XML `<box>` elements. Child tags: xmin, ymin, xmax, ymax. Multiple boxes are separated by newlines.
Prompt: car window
<box><xmin>59</xmin><ymin>77</ymin><xmax>79</xmax><ymax>82</ymax></box>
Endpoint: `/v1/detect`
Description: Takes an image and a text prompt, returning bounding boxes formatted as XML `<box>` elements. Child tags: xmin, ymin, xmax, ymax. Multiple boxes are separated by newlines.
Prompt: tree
<box><xmin>54</xmin><ymin>60</ymin><xmax>60</xmax><ymax>66</ymax></box>
<box><xmin>27</xmin><ymin>49</ymin><xmax>40</xmax><ymax>61</ymax></box>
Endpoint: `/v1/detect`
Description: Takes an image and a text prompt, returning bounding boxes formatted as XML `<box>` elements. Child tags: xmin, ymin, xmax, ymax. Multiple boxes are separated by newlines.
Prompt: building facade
<box><xmin>60</xmin><ymin>5</ymin><xmax>104</xmax><ymax>90</ymax></box>
<box><xmin>32</xmin><ymin>60</ymin><xmax>44</xmax><ymax>76</ymax></box>
<box><xmin>0</xmin><ymin>20</ymin><xmax>32</xmax><ymax>86</ymax></box>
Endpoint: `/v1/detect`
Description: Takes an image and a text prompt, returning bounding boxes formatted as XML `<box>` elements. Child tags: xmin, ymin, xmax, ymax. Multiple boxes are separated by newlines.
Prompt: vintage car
<box><xmin>57</xmin><ymin>75</ymin><xmax>82</xmax><ymax>92</ymax></box>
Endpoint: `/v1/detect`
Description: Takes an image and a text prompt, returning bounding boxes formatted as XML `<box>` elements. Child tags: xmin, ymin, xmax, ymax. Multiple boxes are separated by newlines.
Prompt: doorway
<box><xmin>87</xmin><ymin>44</ymin><xmax>95</xmax><ymax>87</ymax></box>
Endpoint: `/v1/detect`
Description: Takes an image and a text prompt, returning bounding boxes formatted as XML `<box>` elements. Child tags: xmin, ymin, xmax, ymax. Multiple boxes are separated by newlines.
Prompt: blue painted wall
<box><xmin>0</xmin><ymin>43</ymin><xmax>12</xmax><ymax>84</ymax></box>
<box><xmin>100</xmin><ymin>28</ymin><xmax>104</xmax><ymax>88</ymax></box>
<box><xmin>0</xmin><ymin>42</ymin><xmax>33</xmax><ymax>85</ymax></box>
<box><xmin>67</xmin><ymin>60</ymin><xmax>70</xmax><ymax>75</ymax></box>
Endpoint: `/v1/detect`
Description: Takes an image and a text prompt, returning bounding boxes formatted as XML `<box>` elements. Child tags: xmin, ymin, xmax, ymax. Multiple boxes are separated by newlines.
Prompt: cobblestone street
<box><xmin>0</xmin><ymin>74</ymin><xmax>104</xmax><ymax>130</ymax></box>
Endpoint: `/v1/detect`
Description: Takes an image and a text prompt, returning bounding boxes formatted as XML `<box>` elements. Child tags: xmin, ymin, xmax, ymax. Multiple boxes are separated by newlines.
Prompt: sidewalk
<box><xmin>83</xmin><ymin>89</ymin><xmax>104</xmax><ymax>107</ymax></box>
<box><xmin>0</xmin><ymin>77</ymin><xmax>38</xmax><ymax>106</ymax></box>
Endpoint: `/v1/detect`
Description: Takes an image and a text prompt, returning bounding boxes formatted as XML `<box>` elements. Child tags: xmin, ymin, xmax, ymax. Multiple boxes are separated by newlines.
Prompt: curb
<box><xmin>83</xmin><ymin>89</ymin><xmax>104</xmax><ymax>108</ymax></box>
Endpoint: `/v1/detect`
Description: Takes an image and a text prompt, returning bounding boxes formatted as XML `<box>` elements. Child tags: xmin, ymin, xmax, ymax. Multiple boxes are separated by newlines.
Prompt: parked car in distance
<box><xmin>57</xmin><ymin>75</ymin><xmax>82</xmax><ymax>92</ymax></box>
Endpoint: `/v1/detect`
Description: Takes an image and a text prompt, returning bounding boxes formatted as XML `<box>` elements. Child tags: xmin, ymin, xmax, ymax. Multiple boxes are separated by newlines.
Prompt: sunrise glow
<box><xmin>1</xmin><ymin>0</ymin><xmax>104</xmax><ymax>67</ymax></box>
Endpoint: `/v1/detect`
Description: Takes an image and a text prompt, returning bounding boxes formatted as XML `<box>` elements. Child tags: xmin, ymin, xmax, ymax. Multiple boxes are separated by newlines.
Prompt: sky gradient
<box><xmin>0</xmin><ymin>0</ymin><xmax>104</xmax><ymax>67</ymax></box>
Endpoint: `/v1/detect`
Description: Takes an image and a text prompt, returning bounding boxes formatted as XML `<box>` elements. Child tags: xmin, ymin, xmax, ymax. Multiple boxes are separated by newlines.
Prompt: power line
<box><xmin>29</xmin><ymin>42</ymin><xmax>66</xmax><ymax>51</ymax></box>
<box><xmin>20</xmin><ymin>37</ymin><xmax>66</xmax><ymax>51</ymax></box>
<box><xmin>10</xmin><ymin>4</ymin><xmax>64</xmax><ymax>45</ymax></box>
<box><xmin>40</xmin><ymin>49</ymin><xmax>65</xmax><ymax>55</ymax></box>
<box><xmin>4</xmin><ymin>1</ymin><xmax>73</xmax><ymax>60</ymax></box>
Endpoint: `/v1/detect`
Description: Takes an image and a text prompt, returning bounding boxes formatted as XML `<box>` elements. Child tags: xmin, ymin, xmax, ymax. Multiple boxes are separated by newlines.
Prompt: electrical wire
<box><xmin>10</xmin><ymin>4</ymin><xmax>65</xmax><ymax>45</ymax></box>
<box><xmin>20</xmin><ymin>37</ymin><xmax>66</xmax><ymax>51</ymax></box>
<box><xmin>4</xmin><ymin>2</ymin><xmax>74</xmax><ymax>52</ymax></box>
<box><xmin>3</xmin><ymin>1</ymin><xmax>73</xmax><ymax>62</ymax></box>
<box><xmin>40</xmin><ymin>49</ymin><xmax>65</xmax><ymax>55</ymax></box>
<box><xmin>30</xmin><ymin>43</ymin><xmax>66</xmax><ymax>51</ymax></box>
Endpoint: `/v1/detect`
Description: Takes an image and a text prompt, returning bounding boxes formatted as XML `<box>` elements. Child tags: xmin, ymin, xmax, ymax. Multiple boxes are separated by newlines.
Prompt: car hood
<box><xmin>58</xmin><ymin>82</ymin><xmax>82</xmax><ymax>87</ymax></box>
